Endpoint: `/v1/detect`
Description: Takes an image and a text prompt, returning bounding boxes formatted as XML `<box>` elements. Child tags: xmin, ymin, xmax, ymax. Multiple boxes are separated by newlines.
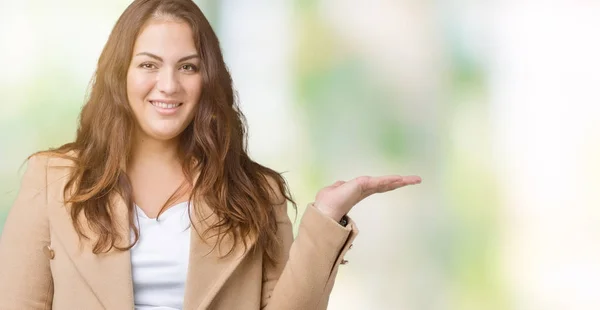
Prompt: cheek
<box><xmin>182</xmin><ymin>80</ymin><xmax>202</xmax><ymax>123</ymax></box>
<box><xmin>127</xmin><ymin>71</ymin><xmax>154</xmax><ymax>100</ymax></box>
<box><xmin>182</xmin><ymin>75</ymin><xmax>202</xmax><ymax>97</ymax></box>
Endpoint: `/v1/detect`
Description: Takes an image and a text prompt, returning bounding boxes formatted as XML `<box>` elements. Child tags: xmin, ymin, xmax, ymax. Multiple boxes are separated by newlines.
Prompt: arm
<box><xmin>260</xmin><ymin>174</ymin><xmax>421</xmax><ymax>309</ymax></box>
<box><xmin>0</xmin><ymin>155</ymin><xmax>54</xmax><ymax>309</ymax></box>
<box><xmin>261</xmin><ymin>199</ymin><xmax>358</xmax><ymax>310</ymax></box>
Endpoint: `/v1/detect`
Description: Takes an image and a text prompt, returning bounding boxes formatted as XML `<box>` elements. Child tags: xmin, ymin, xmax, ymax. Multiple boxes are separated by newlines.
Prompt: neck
<box><xmin>128</xmin><ymin>130</ymin><xmax>181</xmax><ymax>172</ymax></box>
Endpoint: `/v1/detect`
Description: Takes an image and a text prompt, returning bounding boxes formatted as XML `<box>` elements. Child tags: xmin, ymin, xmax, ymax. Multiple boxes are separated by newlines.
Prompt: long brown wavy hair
<box><xmin>33</xmin><ymin>0</ymin><xmax>296</xmax><ymax>266</ymax></box>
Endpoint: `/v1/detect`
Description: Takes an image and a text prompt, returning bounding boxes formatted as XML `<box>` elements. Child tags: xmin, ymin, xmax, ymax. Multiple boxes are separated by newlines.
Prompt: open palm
<box><xmin>314</xmin><ymin>175</ymin><xmax>422</xmax><ymax>221</ymax></box>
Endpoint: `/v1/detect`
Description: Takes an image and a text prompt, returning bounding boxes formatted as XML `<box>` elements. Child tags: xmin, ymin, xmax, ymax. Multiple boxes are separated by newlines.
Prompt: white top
<box><xmin>131</xmin><ymin>201</ymin><xmax>192</xmax><ymax>310</ymax></box>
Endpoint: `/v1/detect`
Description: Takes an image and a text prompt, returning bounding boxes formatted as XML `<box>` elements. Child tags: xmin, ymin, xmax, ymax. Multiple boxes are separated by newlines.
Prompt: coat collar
<box><xmin>183</xmin><ymin>206</ymin><xmax>255</xmax><ymax>310</ymax></box>
<box><xmin>47</xmin><ymin>171</ymin><xmax>256</xmax><ymax>310</ymax></box>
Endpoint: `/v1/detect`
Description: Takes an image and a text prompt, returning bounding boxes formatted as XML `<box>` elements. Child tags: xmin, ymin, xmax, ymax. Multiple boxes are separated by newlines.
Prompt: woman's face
<box><xmin>126</xmin><ymin>18</ymin><xmax>202</xmax><ymax>142</ymax></box>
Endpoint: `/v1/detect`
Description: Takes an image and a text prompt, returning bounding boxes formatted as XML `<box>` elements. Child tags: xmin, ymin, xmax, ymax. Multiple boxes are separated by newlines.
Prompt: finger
<box><xmin>358</xmin><ymin>175</ymin><xmax>422</xmax><ymax>198</ymax></box>
<box><xmin>354</xmin><ymin>176</ymin><xmax>382</xmax><ymax>198</ymax></box>
<box><xmin>356</xmin><ymin>175</ymin><xmax>401</xmax><ymax>191</ymax></box>
<box><xmin>379</xmin><ymin>176</ymin><xmax>421</xmax><ymax>192</ymax></box>
<box><xmin>388</xmin><ymin>176</ymin><xmax>421</xmax><ymax>187</ymax></box>
<box><xmin>371</xmin><ymin>180</ymin><xmax>401</xmax><ymax>195</ymax></box>
<box><xmin>376</xmin><ymin>175</ymin><xmax>421</xmax><ymax>186</ymax></box>
<box><xmin>331</xmin><ymin>180</ymin><xmax>346</xmax><ymax>188</ymax></box>
<box><xmin>399</xmin><ymin>175</ymin><xmax>422</xmax><ymax>184</ymax></box>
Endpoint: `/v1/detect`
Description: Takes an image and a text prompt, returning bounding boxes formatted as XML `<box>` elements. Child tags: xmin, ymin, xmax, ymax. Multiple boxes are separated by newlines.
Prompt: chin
<box><xmin>138</xmin><ymin>124</ymin><xmax>184</xmax><ymax>141</ymax></box>
<box><xmin>149</xmin><ymin>129</ymin><xmax>184</xmax><ymax>141</ymax></box>
<box><xmin>135</xmin><ymin>118</ymin><xmax>192</xmax><ymax>142</ymax></box>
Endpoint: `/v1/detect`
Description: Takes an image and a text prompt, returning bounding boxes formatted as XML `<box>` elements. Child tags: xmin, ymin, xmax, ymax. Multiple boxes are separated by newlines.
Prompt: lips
<box><xmin>149</xmin><ymin>100</ymin><xmax>183</xmax><ymax>116</ymax></box>
<box><xmin>150</xmin><ymin>101</ymin><xmax>183</xmax><ymax>109</ymax></box>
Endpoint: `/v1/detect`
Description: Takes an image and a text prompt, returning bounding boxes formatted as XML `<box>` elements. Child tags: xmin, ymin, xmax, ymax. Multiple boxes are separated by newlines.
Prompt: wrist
<box><xmin>314</xmin><ymin>201</ymin><xmax>344</xmax><ymax>222</ymax></box>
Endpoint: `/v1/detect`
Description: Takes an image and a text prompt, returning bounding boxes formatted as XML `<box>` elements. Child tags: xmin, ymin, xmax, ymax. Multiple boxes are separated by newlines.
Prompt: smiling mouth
<box><xmin>150</xmin><ymin>101</ymin><xmax>183</xmax><ymax>109</ymax></box>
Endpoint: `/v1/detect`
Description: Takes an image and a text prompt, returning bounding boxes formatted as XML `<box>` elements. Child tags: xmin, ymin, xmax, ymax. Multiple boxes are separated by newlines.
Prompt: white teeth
<box><xmin>151</xmin><ymin>101</ymin><xmax>182</xmax><ymax>109</ymax></box>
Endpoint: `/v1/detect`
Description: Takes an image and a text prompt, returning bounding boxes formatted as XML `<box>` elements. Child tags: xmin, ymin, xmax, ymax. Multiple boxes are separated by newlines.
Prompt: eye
<box><xmin>181</xmin><ymin>64</ymin><xmax>198</xmax><ymax>72</ymax></box>
<box><xmin>139</xmin><ymin>62</ymin><xmax>157</xmax><ymax>70</ymax></box>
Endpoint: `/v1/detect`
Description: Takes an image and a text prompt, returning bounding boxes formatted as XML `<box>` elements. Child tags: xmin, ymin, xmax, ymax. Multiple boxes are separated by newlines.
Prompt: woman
<box><xmin>0</xmin><ymin>0</ymin><xmax>421</xmax><ymax>309</ymax></box>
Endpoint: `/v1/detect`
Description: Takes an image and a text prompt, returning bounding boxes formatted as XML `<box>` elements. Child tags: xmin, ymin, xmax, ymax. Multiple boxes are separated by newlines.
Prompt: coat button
<box><xmin>340</xmin><ymin>259</ymin><xmax>348</xmax><ymax>265</ymax></box>
<box><xmin>43</xmin><ymin>245</ymin><xmax>55</xmax><ymax>259</ymax></box>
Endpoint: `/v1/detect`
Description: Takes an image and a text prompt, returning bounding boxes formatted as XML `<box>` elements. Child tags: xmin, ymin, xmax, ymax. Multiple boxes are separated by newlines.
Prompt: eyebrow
<box><xmin>135</xmin><ymin>52</ymin><xmax>200</xmax><ymax>62</ymax></box>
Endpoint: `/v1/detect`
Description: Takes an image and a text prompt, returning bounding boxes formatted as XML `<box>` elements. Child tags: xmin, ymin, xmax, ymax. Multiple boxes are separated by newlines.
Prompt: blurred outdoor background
<box><xmin>1</xmin><ymin>0</ymin><xmax>599</xmax><ymax>309</ymax></box>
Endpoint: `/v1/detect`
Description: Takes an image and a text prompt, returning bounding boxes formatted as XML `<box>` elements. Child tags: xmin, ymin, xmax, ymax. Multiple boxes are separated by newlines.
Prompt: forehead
<box><xmin>133</xmin><ymin>19</ymin><xmax>197</xmax><ymax>55</ymax></box>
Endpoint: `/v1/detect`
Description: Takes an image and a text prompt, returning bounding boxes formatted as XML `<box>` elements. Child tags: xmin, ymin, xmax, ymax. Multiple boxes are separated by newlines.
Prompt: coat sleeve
<box><xmin>0</xmin><ymin>155</ymin><xmax>54</xmax><ymax>310</ymax></box>
<box><xmin>260</xmin><ymin>191</ymin><xmax>359</xmax><ymax>309</ymax></box>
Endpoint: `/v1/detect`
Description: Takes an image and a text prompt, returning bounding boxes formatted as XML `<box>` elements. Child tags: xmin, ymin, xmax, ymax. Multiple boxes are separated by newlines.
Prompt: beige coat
<box><xmin>0</xmin><ymin>155</ymin><xmax>358</xmax><ymax>310</ymax></box>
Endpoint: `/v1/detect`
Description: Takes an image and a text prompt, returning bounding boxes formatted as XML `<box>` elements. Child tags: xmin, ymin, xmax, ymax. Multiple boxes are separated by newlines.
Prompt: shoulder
<box><xmin>30</xmin><ymin>150</ymin><xmax>78</xmax><ymax>169</ymax></box>
<box><xmin>47</xmin><ymin>150</ymin><xmax>78</xmax><ymax>168</ymax></box>
<box><xmin>264</xmin><ymin>174</ymin><xmax>284</xmax><ymax>197</ymax></box>
<box><xmin>262</xmin><ymin>173</ymin><xmax>291</xmax><ymax>222</ymax></box>
<box><xmin>26</xmin><ymin>150</ymin><xmax>78</xmax><ymax>186</ymax></box>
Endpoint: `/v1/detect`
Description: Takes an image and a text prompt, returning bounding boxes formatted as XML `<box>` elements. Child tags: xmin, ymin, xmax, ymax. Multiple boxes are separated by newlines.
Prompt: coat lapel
<box><xmin>183</xmin><ymin>198</ymin><xmax>257</xmax><ymax>310</ymax></box>
<box><xmin>48</xmin><ymin>161</ymin><xmax>255</xmax><ymax>310</ymax></box>
<box><xmin>48</xmin><ymin>187</ymin><xmax>134</xmax><ymax>309</ymax></box>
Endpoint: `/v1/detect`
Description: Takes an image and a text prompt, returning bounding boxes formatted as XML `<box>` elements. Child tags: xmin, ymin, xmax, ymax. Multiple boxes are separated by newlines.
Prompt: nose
<box><xmin>156</xmin><ymin>67</ymin><xmax>180</xmax><ymax>95</ymax></box>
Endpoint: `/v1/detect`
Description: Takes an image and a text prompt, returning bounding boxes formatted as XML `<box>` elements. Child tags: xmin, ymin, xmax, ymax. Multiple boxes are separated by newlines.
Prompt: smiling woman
<box><xmin>127</xmin><ymin>19</ymin><xmax>202</xmax><ymax>138</ymax></box>
<box><xmin>0</xmin><ymin>0</ymin><xmax>420</xmax><ymax>309</ymax></box>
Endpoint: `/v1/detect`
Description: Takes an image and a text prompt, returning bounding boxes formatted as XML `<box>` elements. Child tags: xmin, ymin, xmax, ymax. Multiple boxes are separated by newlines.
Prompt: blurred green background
<box><xmin>2</xmin><ymin>1</ymin><xmax>599</xmax><ymax>309</ymax></box>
